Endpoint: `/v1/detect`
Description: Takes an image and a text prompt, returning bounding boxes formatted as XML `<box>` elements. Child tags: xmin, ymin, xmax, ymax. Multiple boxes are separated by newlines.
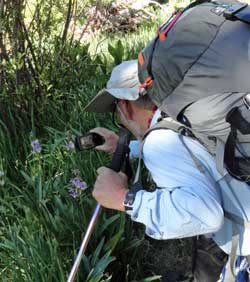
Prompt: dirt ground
<box><xmin>140</xmin><ymin>236</ymin><xmax>194</xmax><ymax>281</ymax></box>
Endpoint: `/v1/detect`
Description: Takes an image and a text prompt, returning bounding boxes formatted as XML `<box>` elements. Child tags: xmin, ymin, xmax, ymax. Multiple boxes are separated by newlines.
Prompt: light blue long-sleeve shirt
<box><xmin>128</xmin><ymin>121</ymin><xmax>250</xmax><ymax>256</ymax></box>
<box><xmin>129</xmin><ymin>129</ymin><xmax>224</xmax><ymax>240</ymax></box>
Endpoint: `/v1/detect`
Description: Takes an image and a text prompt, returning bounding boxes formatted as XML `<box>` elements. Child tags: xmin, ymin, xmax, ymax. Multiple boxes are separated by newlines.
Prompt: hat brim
<box><xmin>84</xmin><ymin>89</ymin><xmax>116</xmax><ymax>113</ymax></box>
<box><xmin>84</xmin><ymin>87</ymin><xmax>139</xmax><ymax>113</ymax></box>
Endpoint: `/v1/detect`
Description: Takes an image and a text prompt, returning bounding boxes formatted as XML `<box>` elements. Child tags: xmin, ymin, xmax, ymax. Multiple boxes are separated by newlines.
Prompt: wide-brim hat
<box><xmin>84</xmin><ymin>60</ymin><xmax>139</xmax><ymax>113</ymax></box>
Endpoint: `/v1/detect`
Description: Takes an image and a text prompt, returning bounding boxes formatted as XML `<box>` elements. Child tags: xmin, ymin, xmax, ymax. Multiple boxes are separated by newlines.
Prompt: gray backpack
<box><xmin>138</xmin><ymin>0</ymin><xmax>250</xmax><ymax>182</ymax></box>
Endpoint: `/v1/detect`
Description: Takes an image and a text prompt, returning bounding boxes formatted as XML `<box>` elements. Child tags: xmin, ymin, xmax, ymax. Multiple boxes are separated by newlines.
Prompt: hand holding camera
<box><xmin>75</xmin><ymin>127</ymin><xmax>119</xmax><ymax>154</ymax></box>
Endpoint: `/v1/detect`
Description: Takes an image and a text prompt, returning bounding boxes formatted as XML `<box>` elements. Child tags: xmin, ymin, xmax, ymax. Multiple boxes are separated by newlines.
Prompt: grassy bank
<box><xmin>0</xmin><ymin>1</ymin><xmax>172</xmax><ymax>281</ymax></box>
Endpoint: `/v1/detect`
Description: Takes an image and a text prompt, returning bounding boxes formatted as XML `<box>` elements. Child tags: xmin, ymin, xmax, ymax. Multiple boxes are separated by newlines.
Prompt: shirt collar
<box><xmin>150</xmin><ymin>109</ymin><xmax>162</xmax><ymax>128</ymax></box>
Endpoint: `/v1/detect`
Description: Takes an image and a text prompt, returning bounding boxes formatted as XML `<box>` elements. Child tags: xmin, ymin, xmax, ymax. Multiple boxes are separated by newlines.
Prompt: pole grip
<box><xmin>109</xmin><ymin>127</ymin><xmax>130</xmax><ymax>172</ymax></box>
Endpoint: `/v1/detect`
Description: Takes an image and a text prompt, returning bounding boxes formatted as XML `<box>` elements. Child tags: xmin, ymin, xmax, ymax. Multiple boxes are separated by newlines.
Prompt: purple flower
<box><xmin>69</xmin><ymin>177</ymin><xmax>87</xmax><ymax>199</ymax></box>
<box><xmin>66</xmin><ymin>141</ymin><xmax>75</xmax><ymax>151</ymax></box>
<box><xmin>31</xmin><ymin>139</ymin><xmax>42</xmax><ymax>153</ymax></box>
<box><xmin>69</xmin><ymin>189</ymin><xmax>81</xmax><ymax>198</ymax></box>
<box><xmin>70</xmin><ymin>177</ymin><xmax>87</xmax><ymax>190</ymax></box>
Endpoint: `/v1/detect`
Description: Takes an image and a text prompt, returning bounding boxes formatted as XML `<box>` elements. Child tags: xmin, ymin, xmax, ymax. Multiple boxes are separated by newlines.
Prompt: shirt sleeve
<box><xmin>130</xmin><ymin>129</ymin><xmax>224</xmax><ymax>240</ymax></box>
<box><xmin>129</xmin><ymin>140</ymin><xmax>141</xmax><ymax>159</ymax></box>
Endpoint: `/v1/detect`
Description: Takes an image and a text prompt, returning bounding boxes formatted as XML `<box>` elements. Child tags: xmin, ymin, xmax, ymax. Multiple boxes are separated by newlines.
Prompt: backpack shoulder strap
<box><xmin>143</xmin><ymin>117</ymin><xmax>187</xmax><ymax>141</ymax></box>
<box><xmin>134</xmin><ymin>118</ymin><xmax>188</xmax><ymax>184</ymax></box>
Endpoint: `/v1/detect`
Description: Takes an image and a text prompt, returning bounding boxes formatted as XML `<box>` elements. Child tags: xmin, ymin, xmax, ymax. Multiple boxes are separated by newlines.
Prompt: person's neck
<box><xmin>139</xmin><ymin>107</ymin><xmax>158</xmax><ymax>134</ymax></box>
<box><xmin>147</xmin><ymin>106</ymin><xmax>158</xmax><ymax>128</ymax></box>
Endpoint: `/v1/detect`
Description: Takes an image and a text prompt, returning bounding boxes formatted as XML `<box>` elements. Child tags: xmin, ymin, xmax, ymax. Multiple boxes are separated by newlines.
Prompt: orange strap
<box><xmin>159</xmin><ymin>31</ymin><xmax>166</xmax><ymax>42</ymax></box>
<box><xmin>139</xmin><ymin>77</ymin><xmax>154</xmax><ymax>94</ymax></box>
<box><xmin>157</xmin><ymin>10</ymin><xmax>182</xmax><ymax>42</ymax></box>
<box><xmin>138</xmin><ymin>52</ymin><xmax>145</xmax><ymax>65</ymax></box>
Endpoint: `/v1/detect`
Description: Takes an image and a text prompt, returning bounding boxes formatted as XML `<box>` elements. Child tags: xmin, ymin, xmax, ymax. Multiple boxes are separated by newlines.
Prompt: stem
<box><xmin>62</xmin><ymin>0</ymin><xmax>73</xmax><ymax>44</ymax></box>
<box><xmin>0</xmin><ymin>0</ymin><xmax>5</xmax><ymax>88</ymax></box>
<box><xmin>20</xmin><ymin>19</ymin><xmax>43</xmax><ymax>96</ymax></box>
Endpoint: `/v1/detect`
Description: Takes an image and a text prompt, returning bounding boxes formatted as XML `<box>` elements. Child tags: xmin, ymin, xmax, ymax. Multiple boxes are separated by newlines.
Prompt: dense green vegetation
<box><xmin>0</xmin><ymin>0</ymin><xmax>165</xmax><ymax>282</ymax></box>
<box><xmin>0</xmin><ymin>1</ymin><xmax>193</xmax><ymax>281</ymax></box>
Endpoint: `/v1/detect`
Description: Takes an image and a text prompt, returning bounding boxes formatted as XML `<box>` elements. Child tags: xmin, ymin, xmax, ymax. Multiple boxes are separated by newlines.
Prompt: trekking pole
<box><xmin>67</xmin><ymin>127</ymin><xmax>130</xmax><ymax>282</ymax></box>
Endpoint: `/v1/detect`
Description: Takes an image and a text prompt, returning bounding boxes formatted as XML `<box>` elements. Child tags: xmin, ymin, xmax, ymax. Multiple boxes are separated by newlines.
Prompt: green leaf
<box><xmin>91</xmin><ymin>237</ymin><xmax>105</xmax><ymax>267</ymax></box>
<box><xmin>141</xmin><ymin>276</ymin><xmax>162</xmax><ymax>282</ymax></box>
<box><xmin>86</xmin><ymin>252</ymin><xmax>115</xmax><ymax>282</ymax></box>
<box><xmin>20</xmin><ymin>170</ymin><xmax>33</xmax><ymax>186</ymax></box>
<box><xmin>98</xmin><ymin>214</ymin><xmax>120</xmax><ymax>234</ymax></box>
<box><xmin>35</xmin><ymin>175</ymin><xmax>43</xmax><ymax>202</ymax></box>
<box><xmin>131</xmin><ymin>276</ymin><xmax>162</xmax><ymax>282</ymax></box>
<box><xmin>103</xmin><ymin>230</ymin><xmax>123</xmax><ymax>253</ymax></box>
<box><xmin>108</xmin><ymin>40</ymin><xmax>124</xmax><ymax>65</ymax></box>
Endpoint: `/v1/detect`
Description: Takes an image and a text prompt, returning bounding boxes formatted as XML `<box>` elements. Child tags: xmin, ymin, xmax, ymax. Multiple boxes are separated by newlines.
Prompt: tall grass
<box><xmin>0</xmin><ymin>0</ymin><xmax>193</xmax><ymax>280</ymax></box>
<box><xmin>0</xmin><ymin>3</ymin><xmax>166</xmax><ymax>281</ymax></box>
<box><xmin>0</xmin><ymin>117</ymin><xmax>151</xmax><ymax>281</ymax></box>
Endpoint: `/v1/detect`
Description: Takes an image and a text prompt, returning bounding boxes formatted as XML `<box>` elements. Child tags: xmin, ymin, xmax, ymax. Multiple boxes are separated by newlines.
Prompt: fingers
<box><xmin>89</xmin><ymin>127</ymin><xmax>118</xmax><ymax>154</ymax></box>
<box><xmin>90</xmin><ymin>127</ymin><xmax>118</xmax><ymax>142</ymax></box>
<box><xmin>90</xmin><ymin>127</ymin><xmax>112</xmax><ymax>137</ymax></box>
<box><xmin>96</xmin><ymin>167</ymin><xmax>121</xmax><ymax>181</ymax></box>
<box><xmin>92</xmin><ymin>167</ymin><xmax>128</xmax><ymax>211</ymax></box>
<box><xmin>96</xmin><ymin>167</ymin><xmax>116</xmax><ymax>178</ymax></box>
<box><xmin>118</xmin><ymin>171</ymin><xmax>128</xmax><ymax>182</ymax></box>
<box><xmin>97</xmin><ymin>167</ymin><xmax>127</xmax><ymax>176</ymax></box>
<box><xmin>94</xmin><ymin>144</ymin><xmax>108</xmax><ymax>152</ymax></box>
<box><xmin>94</xmin><ymin>144</ymin><xmax>113</xmax><ymax>154</ymax></box>
<box><xmin>96</xmin><ymin>166</ymin><xmax>108</xmax><ymax>175</ymax></box>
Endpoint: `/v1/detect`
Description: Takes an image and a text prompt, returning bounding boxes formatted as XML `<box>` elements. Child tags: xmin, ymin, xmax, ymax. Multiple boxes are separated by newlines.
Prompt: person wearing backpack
<box><xmin>85</xmin><ymin>60</ymin><xmax>250</xmax><ymax>282</ymax></box>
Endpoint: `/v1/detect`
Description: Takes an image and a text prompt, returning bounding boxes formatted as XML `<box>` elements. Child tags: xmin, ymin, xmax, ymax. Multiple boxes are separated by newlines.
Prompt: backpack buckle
<box><xmin>243</xmin><ymin>94</ymin><xmax>250</xmax><ymax>110</ymax></box>
<box><xmin>224</xmin><ymin>3</ymin><xmax>248</xmax><ymax>20</ymax></box>
<box><xmin>139</xmin><ymin>77</ymin><xmax>154</xmax><ymax>96</ymax></box>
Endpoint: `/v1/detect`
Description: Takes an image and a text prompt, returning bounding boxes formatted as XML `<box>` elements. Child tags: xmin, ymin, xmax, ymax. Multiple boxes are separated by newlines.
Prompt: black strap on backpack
<box><xmin>225</xmin><ymin>107</ymin><xmax>250</xmax><ymax>182</ymax></box>
<box><xmin>223</xmin><ymin>2</ymin><xmax>250</xmax><ymax>25</ymax></box>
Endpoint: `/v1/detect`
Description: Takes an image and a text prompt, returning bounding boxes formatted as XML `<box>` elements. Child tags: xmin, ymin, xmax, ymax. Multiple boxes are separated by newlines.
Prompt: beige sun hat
<box><xmin>84</xmin><ymin>60</ymin><xmax>140</xmax><ymax>113</ymax></box>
